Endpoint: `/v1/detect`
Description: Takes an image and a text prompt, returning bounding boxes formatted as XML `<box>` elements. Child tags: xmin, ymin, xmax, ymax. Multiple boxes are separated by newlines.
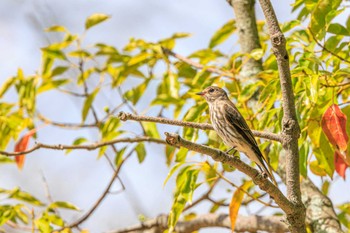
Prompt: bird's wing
<box><xmin>223</xmin><ymin>102</ymin><xmax>259</xmax><ymax>148</ymax></box>
<box><xmin>223</xmin><ymin>102</ymin><xmax>278</xmax><ymax>185</ymax></box>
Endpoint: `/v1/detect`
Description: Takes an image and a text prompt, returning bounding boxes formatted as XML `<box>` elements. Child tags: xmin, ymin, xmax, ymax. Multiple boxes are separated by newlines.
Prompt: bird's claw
<box><xmin>261</xmin><ymin>172</ymin><xmax>268</xmax><ymax>179</ymax></box>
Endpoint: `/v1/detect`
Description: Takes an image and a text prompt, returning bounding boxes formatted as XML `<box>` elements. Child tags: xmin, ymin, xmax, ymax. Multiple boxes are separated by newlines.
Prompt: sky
<box><xmin>1</xmin><ymin>0</ymin><xmax>349</xmax><ymax>233</ymax></box>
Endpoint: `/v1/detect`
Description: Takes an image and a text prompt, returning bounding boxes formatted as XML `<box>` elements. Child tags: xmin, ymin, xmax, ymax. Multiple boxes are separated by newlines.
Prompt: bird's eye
<box><xmin>209</xmin><ymin>88</ymin><xmax>214</xmax><ymax>93</ymax></box>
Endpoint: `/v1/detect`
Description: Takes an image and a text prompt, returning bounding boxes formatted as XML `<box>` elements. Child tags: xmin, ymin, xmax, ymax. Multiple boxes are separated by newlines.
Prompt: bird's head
<box><xmin>196</xmin><ymin>86</ymin><xmax>228</xmax><ymax>103</ymax></box>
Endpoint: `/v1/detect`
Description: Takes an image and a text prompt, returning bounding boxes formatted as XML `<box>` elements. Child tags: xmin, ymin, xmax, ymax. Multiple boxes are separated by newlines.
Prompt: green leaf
<box><xmin>209</xmin><ymin>19</ymin><xmax>236</xmax><ymax>48</ymax></box>
<box><xmin>101</xmin><ymin>117</ymin><xmax>121</xmax><ymax>140</ymax></box>
<box><xmin>141</xmin><ymin>122</ymin><xmax>160</xmax><ymax>138</ymax></box>
<box><xmin>250</xmin><ymin>48</ymin><xmax>264</xmax><ymax>60</ymax></box>
<box><xmin>299</xmin><ymin>142</ymin><xmax>309</xmax><ymax>178</ymax></box>
<box><xmin>0</xmin><ymin>77</ymin><xmax>16</xmax><ymax>98</ymax></box>
<box><xmin>45</xmin><ymin>25</ymin><xmax>67</xmax><ymax>32</ymax></box>
<box><xmin>168</xmin><ymin>167</ymin><xmax>199</xmax><ymax>232</ymax></box>
<box><xmin>115</xmin><ymin>146</ymin><xmax>127</xmax><ymax>167</ymax></box>
<box><xmin>38</xmin><ymin>79</ymin><xmax>70</xmax><ymax>93</ymax></box>
<box><xmin>66</xmin><ymin>137</ymin><xmax>88</xmax><ymax>154</ymax></box>
<box><xmin>49</xmin><ymin>201</ymin><xmax>80</xmax><ymax>211</ymax></box>
<box><xmin>41</xmin><ymin>47</ymin><xmax>66</xmax><ymax>60</ymax></box>
<box><xmin>281</xmin><ymin>20</ymin><xmax>300</xmax><ymax>32</ymax></box>
<box><xmin>327</xmin><ymin>23</ymin><xmax>349</xmax><ymax>36</ymax></box>
<box><xmin>324</xmin><ymin>35</ymin><xmax>343</xmax><ymax>52</ymax></box>
<box><xmin>175</xmin><ymin>148</ymin><xmax>188</xmax><ymax>163</ymax></box>
<box><xmin>47</xmin><ymin>213</ymin><xmax>64</xmax><ymax>227</ymax></box>
<box><xmin>165</xmin><ymin>145</ymin><xmax>176</xmax><ymax>166</ymax></box>
<box><xmin>163</xmin><ymin>163</ymin><xmax>184</xmax><ymax>186</ymax></box>
<box><xmin>310</xmin><ymin>0</ymin><xmax>332</xmax><ymax>35</ymax></box>
<box><xmin>184</xmin><ymin>103</ymin><xmax>207</xmax><ymax>122</ymax></box>
<box><xmin>82</xmin><ymin>88</ymin><xmax>99</xmax><ymax>122</ymax></box>
<box><xmin>51</xmin><ymin>66</ymin><xmax>69</xmax><ymax>77</ymax></box>
<box><xmin>8</xmin><ymin>187</ymin><xmax>44</xmax><ymax>206</ymax></box>
<box><xmin>35</xmin><ymin>213</ymin><xmax>52</xmax><ymax>233</ymax></box>
<box><xmin>135</xmin><ymin>143</ymin><xmax>146</xmax><ymax>163</ymax></box>
<box><xmin>0</xmin><ymin>155</ymin><xmax>15</xmax><ymax>164</ymax></box>
<box><xmin>123</xmin><ymin>79</ymin><xmax>150</xmax><ymax>105</ymax></box>
<box><xmin>321</xmin><ymin>180</ymin><xmax>330</xmax><ymax>195</ymax></box>
<box><xmin>85</xmin><ymin>13</ymin><xmax>110</xmax><ymax>30</ymax></box>
<box><xmin>127</xmin><ymin>52</ymin><xmax>151</xmax><ymax>66</ymax></box>
<box><xmin>68</xmin><ymin>49</ymin><xmax>91</xmax><ymax>58</ymax></box>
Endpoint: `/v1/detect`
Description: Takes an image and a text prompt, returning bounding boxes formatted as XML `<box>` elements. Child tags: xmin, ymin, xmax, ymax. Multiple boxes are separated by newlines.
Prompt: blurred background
<box><xmin>2</xmin><ymin>0</ymin><xmax>348</xmax><ymax>233</ymax></box>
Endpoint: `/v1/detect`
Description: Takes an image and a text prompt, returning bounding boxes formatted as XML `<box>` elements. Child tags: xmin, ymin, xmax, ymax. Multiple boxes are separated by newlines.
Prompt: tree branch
<box><xmin>258</xmin><ymin>0</ymin><xmax>305</xmax><ymax>232</ymax></box>
<box><xmin>228</xmin><ymin>0</ymin><xmax>263</xmax><ymax>78</ymax></box>
<box><xmin>309</xmin><ymin>28</ymin><xmax>350</xmax><ymax>65</ymax></box>
<box><xmin>164</xmin><ymin>132</ymin><xmax>294</xmax><ymax>215</ymax></box>
<box><xmin>301</xmin><ymin>179</ymin><xmax>343</xmax><ymax>233</ymax></box>
<box><xmin>162</xmin><ymin>47</ymin><xmax>236</xmax><ymax>79</ymax></box>
<box><xmin>118</xmin><ymin>111</ymin><xmax>282</xmax><ymax>142</ymax></box>
<box><xmin>0</xmin><ymin>137</ymin><xmax>166</xmax><ymax>157</ymax></box>
<box><xmin>108</xmin><ymin>213</ymin><xmax>288</xmax><ymax>233</ymax></box>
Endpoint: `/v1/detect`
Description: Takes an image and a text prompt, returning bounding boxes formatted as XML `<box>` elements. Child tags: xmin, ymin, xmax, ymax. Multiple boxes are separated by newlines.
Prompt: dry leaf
<box><xmin>229</xmin><ymin>181</ymin><xmax>252</xmax><ymax>231</ymax></box>
<box><xmin>335</xmin><ymin>151</ymin><xmax>348</xmax><ymax>180</ymax></box>
<box><xmin>321</xmin><ymin>104</ymin><xmax>349</xmax><ymax>152</ymax></box>
<box><xmin>14</xmin><ymin>129</ymin><xmax>36</xmax><ymax>170</ymax></box>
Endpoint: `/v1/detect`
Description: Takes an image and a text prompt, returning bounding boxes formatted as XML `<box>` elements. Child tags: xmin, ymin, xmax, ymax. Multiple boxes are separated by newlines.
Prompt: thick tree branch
<box><xmin>164</xmin><ymin>132</ymin><xmax>295</xmax><ymax>215</ymax></box>
<box><xmin>109</xmin><ymin>213</ymin><xmax>288</xmax><ymax>233</ymax></box>
<box><xmin>162</xmin><ymin>48</ymin><xmax>235</xmax><ymax>79</ymax></box>
<box><xmin>228</xmin><ymin>0</ymin><xmax>263</xmax><ymax>78</ymax></box>
<box><xmin>118</xmin><ymin>111</ymin><xmax>282</xmax><ymax>142</ymax></box>
<box><xmin>258</xmin><ymin>0</ymin><xmax>305</xmax><ymax>232</ymax></box>
<box><xmin>301</xmin><ymin>179</ymin><xmax>343</xmax><ymax>233</ymax></box>
<box><xmin>0</xmin><ymin>137</ymin><xmax>166</xmax><ymax>157</ymax></box>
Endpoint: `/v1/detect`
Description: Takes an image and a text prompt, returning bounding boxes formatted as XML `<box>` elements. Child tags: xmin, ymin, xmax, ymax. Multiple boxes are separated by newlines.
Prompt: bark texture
<box><xmin>227</xmin><ymin>0</ymin><xmax>263</xmax><ymax>78</ymax></box>
<box><xmin>110</xmin><ymin>214</ymin><xmax>288</xmax><ymax>233</ymax></box>
<box><xmin>257</xmin><ymin>0</ymin><xmax>305</xmax><ymax>232</ymax></box>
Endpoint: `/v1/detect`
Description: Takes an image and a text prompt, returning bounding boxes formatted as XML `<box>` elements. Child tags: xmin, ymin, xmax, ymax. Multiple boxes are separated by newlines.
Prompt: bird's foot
<box><xmin>261</xmin><ymin>172</ymin><xmax>268</xmax><ymax>179</ymax></box>
<box><xmin>225</xmin><ymin>147</ymin><xmax>236</xmax><ymax>154</ymax></box>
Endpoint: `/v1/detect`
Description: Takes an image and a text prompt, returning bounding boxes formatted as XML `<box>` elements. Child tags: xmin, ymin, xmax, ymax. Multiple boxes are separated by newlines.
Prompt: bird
<box><xmin>196</xmin><ymin>86</ymin><xmax>277</xmax><ymax>185</ymax></box>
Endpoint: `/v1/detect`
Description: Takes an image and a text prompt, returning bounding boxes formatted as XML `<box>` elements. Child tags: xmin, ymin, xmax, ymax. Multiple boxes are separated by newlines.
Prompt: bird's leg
<box><xmin>257</xmin><ymin>165</ymin><xmax>268</xmax><ymax>179</ymax></box>
<box><xmin>225</xmin><ymin>146</ymin><xmax>236</xmax><ymax>154</ymax></box>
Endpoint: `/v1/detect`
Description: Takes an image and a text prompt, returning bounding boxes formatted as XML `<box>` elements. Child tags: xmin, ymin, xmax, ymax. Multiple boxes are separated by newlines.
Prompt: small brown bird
<box><xmin>197</xmin><ymin>86</ymin><xmax>277</xmax><ymax>185</ymax></box>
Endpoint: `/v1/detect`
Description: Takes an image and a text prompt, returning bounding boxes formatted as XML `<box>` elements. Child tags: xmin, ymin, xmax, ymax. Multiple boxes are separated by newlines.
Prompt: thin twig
<box><xmin>215</xmin><ymin>169</ymin><xmax>279</xmax><ymax>208</ymax></box>
<box><xmin>162</xmin><ymin>47</ymin><xmax>236</xmax><ymax>79</ymax></box>
<box><xmin>0</xmin><ymin>137</ymin><xmax>166</xmax><ymax>157</ymax></box>
<box><xmin>66</xmin><ymin>148</ymin><xmax>134</xmax><ymax>229</ymax></box>
<box><xmin>38</xmin><ymin>114</ymin><xmax>97</xmax><ymax>128</ymax></box>
<box><xmin>309</xmin><ymin>28</ymin><xmax>350</xmax><ymax>65</ymax></box>
<box><xmin>321</xmin><ymin>81</ymin><xmax>350</xmax><ymax>88</ymax></box>
<box><xmin>118</xmin><ymin>111</ymin><xmax>282</xmax><ymax>142</ymax></box>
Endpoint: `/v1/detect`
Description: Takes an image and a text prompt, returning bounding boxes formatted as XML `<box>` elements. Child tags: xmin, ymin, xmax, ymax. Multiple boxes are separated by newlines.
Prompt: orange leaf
<box><xmin>229</xmin><ymin>181</ymin><xmax>252</xmax><ymax>231</ymax></box>
<box><xmin>335</xmin><ymin>151</ymin><xmax>348</xmax><ymax>180</ymax></box>
<box><xmin>321</xmin><ymin>104</ymin><xmax>349</xmax><ymax>152</ymax></box>
<box><xmin>14</xmin><ymin>129</ymin><xmax>36</xmax><ymax>170</ymax></box>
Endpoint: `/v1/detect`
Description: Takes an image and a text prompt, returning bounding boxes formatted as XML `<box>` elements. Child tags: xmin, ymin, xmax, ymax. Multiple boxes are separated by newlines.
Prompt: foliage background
<box><xmin>1</xmin><ymin>0</ymin><xmax>350</xmax><ymax>232</ymax></box>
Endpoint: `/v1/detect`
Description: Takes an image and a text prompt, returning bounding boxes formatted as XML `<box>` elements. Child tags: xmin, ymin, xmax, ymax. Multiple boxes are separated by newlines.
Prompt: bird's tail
<box><xmin>254</xmin><ymin>149</ymin><xmax>278</xmax><ymax>186</ymax></box>
<box><xmin>262</xmin><ymin>162</ymin><xmax>278</xmax><ymax>186</ymax></box>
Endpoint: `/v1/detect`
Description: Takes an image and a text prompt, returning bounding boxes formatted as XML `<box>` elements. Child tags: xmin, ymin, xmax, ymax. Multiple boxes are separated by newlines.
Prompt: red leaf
<box><xmin>335</xmin><ymin>151</ymin><xmax>348</xmax><ymax>180</ymax></box>
<box><xmin>321</xmin><ymin>104</ymin><xmax>349</xmax><ymax>152</ymax></box>
<box><xmin>14</xmin><ymin>129</ymin><xmax>36</xmax><ymax>170</ymax></box>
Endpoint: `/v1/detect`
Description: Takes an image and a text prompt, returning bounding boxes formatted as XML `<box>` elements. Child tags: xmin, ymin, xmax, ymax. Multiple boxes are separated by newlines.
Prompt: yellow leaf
<box><xmin>229</xmin><ymin>181</ymin><xmax>252</xmax><ymax>231</ymax></box>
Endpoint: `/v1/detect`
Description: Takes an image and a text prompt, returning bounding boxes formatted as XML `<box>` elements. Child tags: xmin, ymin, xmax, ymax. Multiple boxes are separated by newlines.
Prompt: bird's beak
<box><xmin>196</xmin><ymin>92</ymin><xmax>204</xmax><ymax>96</ymax></box>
